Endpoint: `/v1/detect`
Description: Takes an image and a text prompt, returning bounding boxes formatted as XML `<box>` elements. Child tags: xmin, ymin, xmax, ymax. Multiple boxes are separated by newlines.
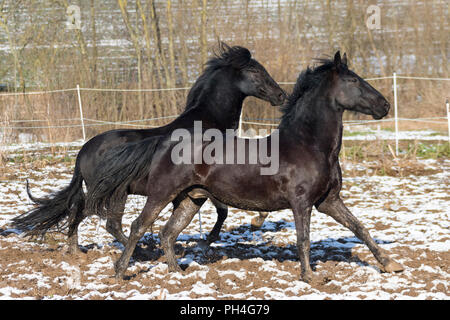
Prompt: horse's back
<box><xmin>78</xmin><ymin>129</ymin><xmax>153</xmax><ymax>186</ymax></box>
<box><xmin>75</xmin><ymin>108</ymin><xmax>210</xmax><ymax>187</ymax></box>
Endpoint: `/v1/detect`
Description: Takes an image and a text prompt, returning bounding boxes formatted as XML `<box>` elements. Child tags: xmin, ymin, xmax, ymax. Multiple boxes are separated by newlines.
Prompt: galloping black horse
<box><xmin>12</xmin><ymin>43</ymin><xmax>286</xmax><ymax>253</ymax></box>
<box><xmin>87</xmin><ymin>52</ymin><xmax>404</xmax><ymax>282</ymax></box>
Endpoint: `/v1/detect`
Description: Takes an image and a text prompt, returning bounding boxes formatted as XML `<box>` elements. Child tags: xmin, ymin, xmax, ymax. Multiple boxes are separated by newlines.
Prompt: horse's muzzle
<box><xmin>270</xmin><ymin>90</ymin><xmax>287</xmax><ymax>106</ymax></box>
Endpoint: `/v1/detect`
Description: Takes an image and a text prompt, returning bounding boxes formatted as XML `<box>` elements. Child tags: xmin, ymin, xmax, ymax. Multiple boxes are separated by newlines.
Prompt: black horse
<box><xmin>12</xmin><ymin>43</ymin><xmax>286</xmax><ymax>253</ymax></box>
<box><xmin>87</xmin><ymin>51</ymin><xmax>404</xmax><ymax>282</ymax></box>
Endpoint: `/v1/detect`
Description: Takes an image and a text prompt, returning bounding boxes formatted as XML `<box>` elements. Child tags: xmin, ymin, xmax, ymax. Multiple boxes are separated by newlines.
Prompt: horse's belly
<box><xmin>202</xmin><ymin>165</ymin><xmax>289</xmax><ymax>211</ymax></box>
<box><xmin>207</xmin><ymin>185</ymin><xmax>288</xmax><ymax>212</ymax></box>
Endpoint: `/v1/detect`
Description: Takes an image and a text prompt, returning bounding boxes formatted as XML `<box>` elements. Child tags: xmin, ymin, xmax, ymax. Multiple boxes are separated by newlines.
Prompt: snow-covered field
<box><xmin>342</xmin><ymin>128</ymin><xmax>449</xmax><ymax>141</ymax></box>
<box><xmin>0</xmin><ymin>144</ymin><xmax>449</xmax><ymax>300</ymax></box>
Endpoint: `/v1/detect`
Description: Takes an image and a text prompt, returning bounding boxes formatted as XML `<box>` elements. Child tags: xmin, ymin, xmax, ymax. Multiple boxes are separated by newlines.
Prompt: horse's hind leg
<box><xmin>106</xmin><ymin>195</ymin><xmax>128</xmax><ymax>245</ymax></box>
<box><xmin>207</xmin><ymin>198</ymin><xmax>228</xmax><ymax>244</ymax></box>
<box><xmin>114</xmin><ymin>198</ymin><xmax>168</xmax><ymax>280</ymax></box>
<box><xmin>250</xmin><ymin>212</ymin><xmax>269</xmax><ymax>229</ymax></box>
<box><xmin>67</xmin><ymin>201</ymin><xmax>86</xmax><ymax>254</ymax></box>
<box><xmin>160</xmin><ymin>196</ymin><xmax>202</xmax><ymax>272</ymax></box>
<box><xmin>67</xmin><ymin>215</ymin><xmax>84</xmax><ymax>254</ymax></box>
<box><xmin>316</xmin><ymin>196</ymin><xmax>403</xmax><ymax>273</ymax></box>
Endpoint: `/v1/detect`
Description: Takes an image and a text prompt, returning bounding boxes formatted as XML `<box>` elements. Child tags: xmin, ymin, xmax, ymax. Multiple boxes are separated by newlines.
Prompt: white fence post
<box><xmin>76</xmin><ymin>84</ymin><xmax>86</xmax><ymax>141</ymax></box>
<box><xmin>393</xmin><ymin>72</ymin><xmax>399</xmax><ymax>156</ymax></box>
<box><xmin>446</xmin><ymin>99</ymin><xmax>450</xmax><ymax>145</ymax></box>
<box><xmin>238</xmin><ymin>111</ymin><xmax>243</xmax><ymax>137</ymax></box>
<box><xmin>198</xmin><ymin>211</ymin><xmax>205</xmax><ymax>241</ymax></box>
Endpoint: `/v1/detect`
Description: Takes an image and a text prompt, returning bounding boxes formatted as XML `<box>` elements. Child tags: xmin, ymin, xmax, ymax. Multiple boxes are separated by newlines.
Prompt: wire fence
<box><xmin>1</xmin><ymin>73</ymin><xmax>449</xmax><ymax>155</ymax></box>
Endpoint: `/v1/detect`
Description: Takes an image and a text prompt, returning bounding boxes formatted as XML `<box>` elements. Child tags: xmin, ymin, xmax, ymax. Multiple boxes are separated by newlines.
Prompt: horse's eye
<box><xmin>347</xmin><ymin>78</ymin><xmax>357</xmax><ymax>83</ymax></box>
<box><xmin>247</xmin><ymin>69</ymin><xmax>259</xmax><ymax>74</ymax></box>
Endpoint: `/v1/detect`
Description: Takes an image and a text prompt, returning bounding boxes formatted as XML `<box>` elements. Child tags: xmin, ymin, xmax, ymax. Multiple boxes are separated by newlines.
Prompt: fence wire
<box><xmin>1</xmin><ymin>75</ymin><xmax>449</xmax><ymax>149</ymax></box>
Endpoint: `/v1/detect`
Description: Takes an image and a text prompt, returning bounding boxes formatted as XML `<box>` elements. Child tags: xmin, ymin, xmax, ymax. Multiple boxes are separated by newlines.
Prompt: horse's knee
<box><xmin>315</xmin><ymin>195</ymin><xmax>340</xmax><ymax>214</ymax></box>
<box><xmin>315</xmin><ymin>202</ymin><xmax>331</xmax><ymax>214</ymax></box>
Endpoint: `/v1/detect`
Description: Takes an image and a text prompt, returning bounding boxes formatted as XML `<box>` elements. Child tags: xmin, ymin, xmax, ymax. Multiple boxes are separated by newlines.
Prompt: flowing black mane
<box><xmin>279</xmin><ymin>59</ymin><xmax>335</xmax><ymax>128</ymax></box>
<box><xmin>184</xmin><ymin>43</ymin><xmax>252</xmax><ymax>111</ymax></box>
<box><xmin>209</xmin><ymin>42</ymin><xmax>252</xmax><ymax>70</ymax></box>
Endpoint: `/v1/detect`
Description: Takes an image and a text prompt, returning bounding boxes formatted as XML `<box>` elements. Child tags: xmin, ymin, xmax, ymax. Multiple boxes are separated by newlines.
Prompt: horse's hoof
<box><xmin>167</xmin><ymin>263</ymin><xmax>183</xmax><ymax>273</ymax></box>
<box><xmin>198</xmin><ymin>239</ymin><xmax>210</xmax><ymax>251</ymax></box>
<box><xmin>66</xmin><ymin>245</ymin><xmax>84</xmax><ymax>256</ymax></box>
<box><xmin>114</xmin><ymin>260</ymin><xmax>128</xmax><ymax>280</ymax></box>
<box><xmin>205</xmin><ymin>235</ymin><xmax>219</xmax><ymax>245</ymax></box>
<box><xmin>383</xmin><ymin>260</ymin><xmax>404</xmax><ymax>273</ymax></box>
<box><xmin>300</xmin><ymin>272</ymin><xmax>313</xmax><ymax>284</ymax></box>
<box><xmin>250</xmin><ymin>218</ymin><xmax>264</xmax><ymax>230</ymax></box>
<box><xmin>251</xmin><ymin>213</ymin><xmax>269</xmax><ymax>229</ymax></box>
<box><xmin>115</xmin><ymin>272</ymin><xmax>124</xmax><ymax>281</ymax></box>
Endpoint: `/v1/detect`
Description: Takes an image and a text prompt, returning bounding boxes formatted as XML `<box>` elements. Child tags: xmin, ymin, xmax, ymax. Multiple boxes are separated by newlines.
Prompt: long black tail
<box><xmin>85</xmin><ymin>136</ymin><xmax>161</xmax><ymax>218</ymax></box>
<box><xmin>12</xmin><ymin>160</ymin><xmax>85</xmax><ymax>237</ymax></box>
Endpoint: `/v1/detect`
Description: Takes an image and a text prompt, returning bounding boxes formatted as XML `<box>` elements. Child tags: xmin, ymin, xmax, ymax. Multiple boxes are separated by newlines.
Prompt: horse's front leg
<box><xmin>291</xmin><ymin>203</ymin><xmax>314</xmax><ymax>283</ymax></box>
<box><xmin>316</xmin><ymin>196</ymin><xmax>403</xmax><ymax>273</ymax></box>
<box><xmin>160</xmin><ymin>196</ymin><xmax>202</xmax><ymax>272</ymax></box>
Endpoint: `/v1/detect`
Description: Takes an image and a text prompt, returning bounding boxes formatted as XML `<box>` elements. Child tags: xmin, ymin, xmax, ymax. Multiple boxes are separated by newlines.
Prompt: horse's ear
<box><xmin>342</xmin><ymin>52</ymin><xmax>348</xmax><ymax>66</ymax></box>
<box><xmin>219</xmin><ymin>41</ymin><xmax>231</xmax><ymax>53</ymax></box>
<box><xmin>334</xmin><ymin>51</ymin><xmax>341</xmax><ymax>67</ymax></box>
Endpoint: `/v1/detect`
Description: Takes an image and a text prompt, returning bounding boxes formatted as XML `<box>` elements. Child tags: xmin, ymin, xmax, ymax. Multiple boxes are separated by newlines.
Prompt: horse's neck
<box><xmin>182</xmin><ymin>75</ymin><xmax>245</xmax><ymax>130</ymax></box>
<box><xmin>142</xmin><ymin>75</ymin><xmax>245</xmax><ymax>135</ymax></box>
<box><xmin>201</xmin><ymin>81</ymin><xmax>245</xmax><ymax>130</ymax></box>
<box><xmin>283</xmin><ymin>94</ymin><xmax>344</xmax><ymax>157</ymax></box>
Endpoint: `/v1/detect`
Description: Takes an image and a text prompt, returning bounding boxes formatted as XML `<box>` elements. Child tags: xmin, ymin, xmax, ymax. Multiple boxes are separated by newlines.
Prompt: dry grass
<box><xmin>340</xmin><ymin>139</ymin><xmax>449</xmax><ymax>177</ymax></box>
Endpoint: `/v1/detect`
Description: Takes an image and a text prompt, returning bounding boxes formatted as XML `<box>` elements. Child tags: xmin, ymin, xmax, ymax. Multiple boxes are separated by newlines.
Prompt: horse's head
<box><xmin>214</xmin><ymin>43</ymin><xmax>286</xmax><ymax>106</ymax></box>
<box><xmin>236</xmin><ymin>58</ymin><xmax>286</xmax><ymax>106</ymax></box>
<box><xmin>330</xmin><ymin>51</ymin><xmax>390</xmax><ymax>119</ymax></box>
